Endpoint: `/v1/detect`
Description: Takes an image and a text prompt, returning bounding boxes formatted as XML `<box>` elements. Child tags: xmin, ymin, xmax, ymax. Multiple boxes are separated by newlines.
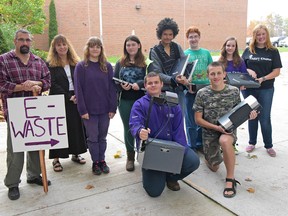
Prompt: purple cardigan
<box><xmin>74</xmin><ymin>61</ymin><xmax>117</xmax><ymax>116</ymax></box>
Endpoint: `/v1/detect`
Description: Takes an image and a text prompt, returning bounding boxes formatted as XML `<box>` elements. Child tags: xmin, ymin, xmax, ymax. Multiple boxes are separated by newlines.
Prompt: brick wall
<box><xmin>34</xmin><ymin>0</ymin><xmax>248</xmax><ymax>58</ymax></box>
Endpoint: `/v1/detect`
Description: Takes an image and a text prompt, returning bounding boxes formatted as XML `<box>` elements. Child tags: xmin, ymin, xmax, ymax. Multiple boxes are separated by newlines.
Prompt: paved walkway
<box><xmin>0</xmin><ymin>53</ymin><xmax>288</xmax><ymax>215</ymax></box>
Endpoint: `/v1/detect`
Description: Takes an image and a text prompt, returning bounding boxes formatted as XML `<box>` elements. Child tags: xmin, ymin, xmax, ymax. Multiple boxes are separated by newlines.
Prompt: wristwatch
<box><xmin>262</xmin><ymin>76</ymin><xmax>266</xmax><ymax>81</ymax></box>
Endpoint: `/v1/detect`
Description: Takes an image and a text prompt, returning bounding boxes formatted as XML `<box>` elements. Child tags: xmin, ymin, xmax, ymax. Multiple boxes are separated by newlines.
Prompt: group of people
<box><xmin>0</xmin><ymin>29</ymin><xmax>117</xmax><ymax>200</ymax></box>
<box><xmin>0</xmin><ymin>17</ymin><xmax>282</xmax><ymax>201</ymax></box>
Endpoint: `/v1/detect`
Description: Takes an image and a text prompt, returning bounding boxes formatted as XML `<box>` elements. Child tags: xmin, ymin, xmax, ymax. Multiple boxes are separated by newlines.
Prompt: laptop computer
<box><xmin>226</xmin><ymin>72</ymin><xmax>260</xmax><ymax>88</ymax></box>
<box><xmin>184</xmin><ymin>59</ymin><xmax>198</xmax><ymax>82</ymax></box>
<box><xmin>171</xmin><ymin>54</ymin><xmax>190</xmax><ymax>77</ymax></box>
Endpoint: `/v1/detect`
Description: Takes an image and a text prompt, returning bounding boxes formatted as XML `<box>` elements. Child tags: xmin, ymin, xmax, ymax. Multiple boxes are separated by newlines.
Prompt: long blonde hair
<box><xmin>47</xmin><ymin>34</ymin><xmax>80</xmax><ymax>67</ymax></box>
<box><xmin>249</xmin><ymin>24</ymin><xmax>275</xmax><ymax>54</ymax></box>
<box><xmin>83</xmin><ymin>37</ymin><xmax>108</xmax><ymax>72</ymax></box>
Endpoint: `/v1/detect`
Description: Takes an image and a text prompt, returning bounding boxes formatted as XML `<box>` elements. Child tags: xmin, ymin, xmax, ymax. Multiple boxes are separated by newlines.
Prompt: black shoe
<box><xmin>92</xmin><ymin>162</ymin><xmax>102</xmax><ymax>175</ymax></box>
<box><xmin>8</xmin><ymin>187</ymin><xmax>20</xmax><ymax>200</ymax></box>
<box><xmin>100</xmin><ymin>160</ymin><xmax>110</xmax><ymax>174</ymax></box>
<box><xmin>166</xmin><ymin>181</ymin><xmax>180</xmax><ymax>191</ymax></box>
<box><xmin>196</xmin><ymin>146</ymin><xmax>204</xmax><ymax>154</ymax></box>
<box><xmin>27</xmin><ymin>176</ymin><xmax>51</xmax><ymax>186</ymax></box>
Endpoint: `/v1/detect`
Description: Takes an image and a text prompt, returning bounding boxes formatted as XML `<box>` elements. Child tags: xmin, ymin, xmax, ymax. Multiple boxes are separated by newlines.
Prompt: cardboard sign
<box><xmin>7</xmin><ymin>95</ymin><xmax>68</xmax><ymax>152</ymax></box>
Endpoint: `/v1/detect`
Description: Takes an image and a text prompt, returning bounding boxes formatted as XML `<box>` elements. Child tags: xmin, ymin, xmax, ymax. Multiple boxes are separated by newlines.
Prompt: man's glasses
<box><xmin>17</xmin><ymin>38</ymin><xmax>32</xmax><ymax>43</ymax></box>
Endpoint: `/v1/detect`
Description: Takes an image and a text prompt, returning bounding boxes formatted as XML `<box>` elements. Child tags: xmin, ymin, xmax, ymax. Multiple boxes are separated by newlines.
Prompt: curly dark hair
<box><xmin>156</xmin><ymin>18</ymin><xmax>179</xmax><ymax>40</ymax></box>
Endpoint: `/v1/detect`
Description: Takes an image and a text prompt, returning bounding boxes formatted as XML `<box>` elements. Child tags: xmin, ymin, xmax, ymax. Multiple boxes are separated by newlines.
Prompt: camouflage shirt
<box><xmin>193</xmin><ymin>84</ymin><xmax>240</xmax><ymax>135</ymax></box>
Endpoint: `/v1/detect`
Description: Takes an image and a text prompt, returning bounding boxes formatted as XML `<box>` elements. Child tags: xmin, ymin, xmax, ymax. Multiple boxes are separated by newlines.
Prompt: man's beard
<box><xmin>20</xmin><ymin>45</ymin><xmax>30</xmax><ymax>54</ymax></box>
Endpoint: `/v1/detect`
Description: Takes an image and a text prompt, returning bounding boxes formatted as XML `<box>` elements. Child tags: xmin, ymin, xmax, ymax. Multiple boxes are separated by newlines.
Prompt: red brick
<box><xmin>34</xmin><ymin>0</ymin><xmax>248</xmax><ymax>58</ymax></box>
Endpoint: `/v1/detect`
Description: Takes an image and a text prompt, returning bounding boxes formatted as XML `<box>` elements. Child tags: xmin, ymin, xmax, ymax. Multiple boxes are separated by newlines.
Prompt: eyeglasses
<box><xmin>188</xmin><ymin>35</ymin><xmax>199</xmax><ymax>39</ymax></box>
<box><xmin>17</xmin><ymin>38</ymin><xmax>32</xmax><ymax>43</ymax></box>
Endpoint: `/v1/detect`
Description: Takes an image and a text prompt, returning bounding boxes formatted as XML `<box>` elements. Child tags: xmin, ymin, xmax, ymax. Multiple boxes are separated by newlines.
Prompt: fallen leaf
<box><xmin>85</xmin><ymin>184</ymin><xmax>95</xmax><ymax>189</ymax></box>
<box><xmin>114</xmin><ymin>150</ymin><xmax>122</xmax><ymax>158</ymax></box>
<box><xmin>246</xmin><ymin>154</ymin><xmax>258</xmax><ymax>159</ymax></box>
<box><xmin>247</xmin><ymin>187</ymin><xmax>255</xmax><ymax>193</ymax></box>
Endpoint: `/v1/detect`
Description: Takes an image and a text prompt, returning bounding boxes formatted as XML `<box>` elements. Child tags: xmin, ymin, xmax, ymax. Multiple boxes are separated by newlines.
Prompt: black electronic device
<box><xmin>217</xmin><ymin>95</ymin><xmax>262</xmax><ymax>132</ymax></box>
<box><xmin>170</xmin><ymin>54</ymin><xmax>190</xmax><ymax>77</ymax></box>
<box><xmin>153</xmin><ymin>91</ymin><xmax>179</xmax><ymax>106</ymax></box>
<box><xmin>113</xmin><ymin>77</ymin><xmax>145</xmax><ymax>91</ymax></box>
<box><xmin>112</xmin><ymin>77</ymin><xmax>132</xmax><ymax>85</ymax></box>
<box><xmin>226</xmin><ymin>72</ymin><xmax>260</xmax><ymax>88</ymax></box>
<box><xmin>184</xmin><ymin>59</ymin><xmax>198</xmax><ymax>82</ymax></box>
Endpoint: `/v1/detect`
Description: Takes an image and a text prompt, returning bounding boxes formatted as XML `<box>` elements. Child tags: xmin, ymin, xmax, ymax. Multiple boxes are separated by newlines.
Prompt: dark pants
<box><xmin>142</xmin><ymin>147</ymin><xmax>200</xmax><ymax>197</ymax></box>
<box><xmin>242</xmin><ymin>87</ymin><xmax>274</xmax><ymax>148</ymax></box>
<box><xmin>4</xmin><ymin>124</ymin><xmax>41</xmax><ymax>188</ymax></box>
<box><xmin>118</xmin><ymin>99</ymin><xmax>135</xmax><ymax>152</ymax></box>
<box><xmin>83</xmin><ymin>114</ymin><xmax>110</xmax><ymax>163</ymax></box>
<box><xmin>185</xmin><ymin>92</ymin><xmax>202</xmax><ymax>149</ymax></box>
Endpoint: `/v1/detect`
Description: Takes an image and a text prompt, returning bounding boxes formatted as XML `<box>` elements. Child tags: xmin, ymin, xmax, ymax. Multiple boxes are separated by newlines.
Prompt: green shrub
<box><xmin>32</xmin><ymin>49</ymin><xmax>48</xmax><ymax>61</ymax></box>
<box><xmin>48</xmin><ymin>0</ymin><xmax>58</xmax><ymax>46</ymax></box>
<box><xmin>0</xmin><ymin>28</ymin><xmax>10</xmax><ymax>54</ymax></box>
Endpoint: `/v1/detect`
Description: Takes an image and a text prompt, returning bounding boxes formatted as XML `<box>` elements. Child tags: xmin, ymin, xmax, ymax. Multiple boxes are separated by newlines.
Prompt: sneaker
<box><xmin>245</xmin><ymin>145</ymin><xmax>255</xmax><ymax>153</ymax></box>
<box><xmin>8</xmin><ymin>187</ymin><xmax>20</xmax><ymax>200</ymax></box>
<box><xmin>100</xmin><ymin>160</ymin><xmax>110</xmax><ymax>174</ymax></box>
<box><xmin>166</xmin><ymin>181</ymin><xmax>180</xmax><ymax>191</ymax></box>
<box><xmin>266</xmin><ymin>148</ymin><xmax>276</xmax><ymax>157</ymax></box>
<box><xmin>27</xmin><ymin>176</ymin><xmax>51</xmax><ymax>186</ymax></box>
<box><xmin>92</xmin><ymin>162</ymin><xmax>102</xmax><ymax>175</ymax></box>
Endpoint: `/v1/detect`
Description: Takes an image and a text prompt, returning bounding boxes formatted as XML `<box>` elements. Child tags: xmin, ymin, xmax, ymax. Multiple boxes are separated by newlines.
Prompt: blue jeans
<box><xmin>242</xmin><ymin>87</ymin><xmax>274</xmax><ymax>148</ymax></box>
<box><xmin>184</xmin><ymin>92</ymin><xmax>202</xmax><ymax>149</ymax></box>
<box><xmin>142</xmin><ymin>147</ymin><xmax>200</xmax><ymax>197</ymax></box>
<box><xmin>176</xmin><ymin>89</ymin><xmax>186</xmax><ymax>117</ymax></box>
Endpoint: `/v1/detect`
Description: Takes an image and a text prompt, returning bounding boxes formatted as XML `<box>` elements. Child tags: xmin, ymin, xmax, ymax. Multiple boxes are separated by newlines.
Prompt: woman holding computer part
<box><xmin>113</xmin><ymin>35</ymin><xmax>148</xmax><ymax>172</ymax></box>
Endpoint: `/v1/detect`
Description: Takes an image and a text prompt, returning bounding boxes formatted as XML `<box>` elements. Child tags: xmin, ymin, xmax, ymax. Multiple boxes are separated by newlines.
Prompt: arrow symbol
<box><xmin>25</xmin><ymin>138</ymin><xmax>59</xmax><ymax>147</ymax></box>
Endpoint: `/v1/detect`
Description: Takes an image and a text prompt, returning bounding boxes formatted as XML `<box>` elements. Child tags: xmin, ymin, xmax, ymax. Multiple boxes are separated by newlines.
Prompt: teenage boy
<box><xmin>184</xmin><ymin>26</ymin><xmax>213</xmax><ymax>151</ymax></box>
<box><xmin>129</xmin><ymin>72</ymin><xmax>199</xmax><ymax>197</ymax></box>
<box><xmin>193</xmin><ymin>62</ymin><xmax>257</xmax><ymax>198</ymax></box>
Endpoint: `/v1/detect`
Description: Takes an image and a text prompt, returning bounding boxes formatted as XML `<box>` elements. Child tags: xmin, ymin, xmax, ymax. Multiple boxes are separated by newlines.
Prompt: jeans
<box><xmin>142</xmin><ymin>147</ymin><xmax>200</xmax><ymax>197</ymax></box>
<box><xmin>242</xmin><ymin>87</ymin><xmax>274</xmax><ymax>148</ymax></box>
<box><xmin>176</xmin><ymin>89</ymin><xmax>186</xmax><ymax>117</ymax></box>
<box><xmin>184</xmin><ymin>92</ymin><xmax>202</xmax><ymax>149</ymax></box>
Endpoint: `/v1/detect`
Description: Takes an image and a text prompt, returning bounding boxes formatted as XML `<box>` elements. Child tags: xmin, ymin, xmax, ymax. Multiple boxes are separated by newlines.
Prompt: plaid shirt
<box><xmin>0</xmin><ymin>50</ymin><xmax>51</xmax><ymax>119</ymax></box>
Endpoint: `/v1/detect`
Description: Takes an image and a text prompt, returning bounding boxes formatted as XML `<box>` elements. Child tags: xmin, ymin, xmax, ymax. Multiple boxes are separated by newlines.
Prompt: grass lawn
<box><xmin>108</xmin><ymin>47</ymin><xmax>288</xmax><ymax>64</ymax></box>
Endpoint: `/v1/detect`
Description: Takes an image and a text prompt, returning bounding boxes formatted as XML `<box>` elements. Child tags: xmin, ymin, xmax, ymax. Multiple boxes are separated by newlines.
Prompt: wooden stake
<box><xmin>33</xmin><ymin>91</ymin><xmax>48</xmax><ymax>193</ymax></box>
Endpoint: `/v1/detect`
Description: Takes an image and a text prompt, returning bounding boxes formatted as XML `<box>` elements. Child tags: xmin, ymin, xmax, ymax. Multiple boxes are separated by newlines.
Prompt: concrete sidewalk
<box><xmin>0</xmin><ymin>54</ymin><xmax>288</xmax><ymax>215</ymax></box>
<box><xmin>0</xmin><ymin>119</ymin><xmax>234</xmax><ymax>216</ymax></box>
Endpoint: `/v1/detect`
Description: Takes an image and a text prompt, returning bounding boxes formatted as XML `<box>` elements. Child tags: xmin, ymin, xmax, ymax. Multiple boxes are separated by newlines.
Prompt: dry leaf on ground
<box><xmin>247</xmin><ymin>187</ymin><xmax>255</xmax><ymax>193</ymax></box>
<box><xmin>85</xmin><ymin>184</ymin><xmax>95</xmax><ymax>189</ymax></box>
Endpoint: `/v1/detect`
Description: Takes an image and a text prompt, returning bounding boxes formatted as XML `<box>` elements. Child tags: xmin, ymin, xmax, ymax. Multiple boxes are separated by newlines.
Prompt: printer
<box><xmin>217</xmin><ymin>95</ymin><xmax>262</xmax><ymax>132</ymax></box>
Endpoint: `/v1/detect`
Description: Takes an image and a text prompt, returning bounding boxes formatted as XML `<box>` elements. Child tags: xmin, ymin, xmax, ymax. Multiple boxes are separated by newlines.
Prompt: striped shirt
<box><xmin>155</xmin><ymin>43</ymin><xmax>179</xmax><ymax>74</ymax></box>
